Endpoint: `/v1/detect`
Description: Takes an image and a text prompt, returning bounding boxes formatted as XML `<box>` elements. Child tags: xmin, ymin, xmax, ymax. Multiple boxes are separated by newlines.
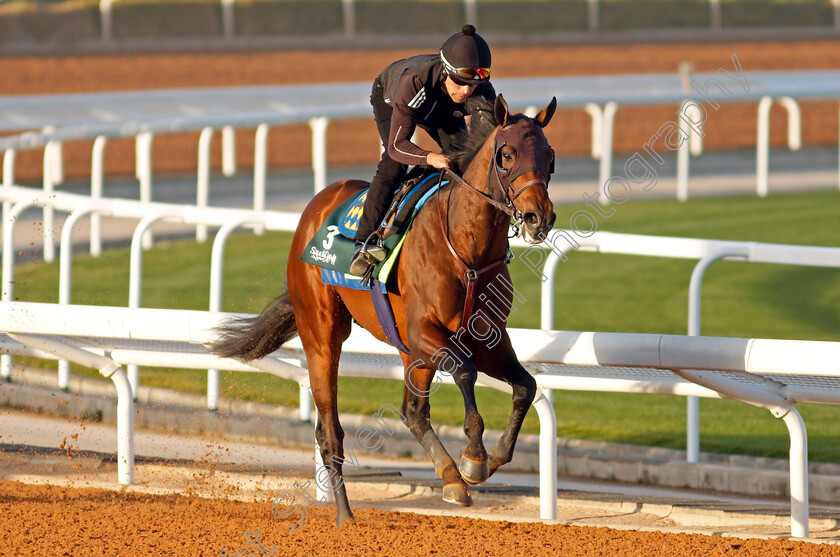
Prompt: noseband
<box><xmin>437</xmin><ymin>119</ymin><xmax>553</xmax><ymax>331</ymax></box>
<box><xmin>488</xmin><ymin>119</ymin><xmax>553</xmax><ymax>212</ymax></box>
<box><xmin>441</xmin><ymin>120</ymin><xmax>553</xmax><ymax>234</ymax></box>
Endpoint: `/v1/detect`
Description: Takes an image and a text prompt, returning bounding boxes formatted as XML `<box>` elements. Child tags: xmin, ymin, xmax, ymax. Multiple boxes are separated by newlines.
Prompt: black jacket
<box><xmin>376</xmin><ymin>54</ymin><xmax>495</xmax><ymax>165</ymax></box>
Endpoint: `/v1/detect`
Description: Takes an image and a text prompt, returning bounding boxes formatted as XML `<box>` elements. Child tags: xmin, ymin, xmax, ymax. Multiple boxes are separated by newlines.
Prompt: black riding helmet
<box><xmin>439</xmin><ymin>24</ymin><xmax>492</xmax><ymax>86</ymax></box>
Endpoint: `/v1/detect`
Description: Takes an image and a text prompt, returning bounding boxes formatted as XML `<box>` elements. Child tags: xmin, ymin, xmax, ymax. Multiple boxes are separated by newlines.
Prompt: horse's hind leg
<box><xmin>291</xmin><ymin>286</ymin><xmax>354</xmax><ymax>527</ymax></box>
<box><xmin>310</xmin><ymin>358</ymin><xmax>354</xmax><ymax>527</ymax></box>
<box><xmin>401</xmin><ymin>361</ymin><xmax>473</xmax><ymax>506</ymax></box>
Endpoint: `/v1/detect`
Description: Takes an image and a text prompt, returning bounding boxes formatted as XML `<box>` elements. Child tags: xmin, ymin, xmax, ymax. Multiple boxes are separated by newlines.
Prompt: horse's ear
<box><xmin>494</xmin><ymin>94</ymin><xmax>509</xmax><ymax>127</ymax></box>
<box><xmin>534</xmin><ymin>97</ymin><xmax>557</xmax><ymax>128</ymax></box>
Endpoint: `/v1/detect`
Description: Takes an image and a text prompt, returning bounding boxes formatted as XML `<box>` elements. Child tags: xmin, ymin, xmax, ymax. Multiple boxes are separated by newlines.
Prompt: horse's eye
<box><xmin>503</xmin><ymin>152</ymin><xmax>513</xmax><ymax>162</ymax></box>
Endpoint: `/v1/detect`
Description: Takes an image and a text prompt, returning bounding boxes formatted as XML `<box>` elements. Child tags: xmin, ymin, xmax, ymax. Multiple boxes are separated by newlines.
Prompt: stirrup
<box><xmin>349</xmin><ymin>243</ymin><xmax>373</xmax><ymax>277</ymax></box>
<box><xmin>361</xmin><ymin>234</ymin><xmax>387</xmax><ymax>262</ymax></box>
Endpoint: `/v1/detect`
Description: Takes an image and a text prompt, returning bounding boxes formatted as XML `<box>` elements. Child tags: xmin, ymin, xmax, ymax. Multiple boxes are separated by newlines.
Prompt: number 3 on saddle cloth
<box><xmin>300</xmin><ymin>170</ymin><xmax>447</xmax><ymax>354</ymax></box>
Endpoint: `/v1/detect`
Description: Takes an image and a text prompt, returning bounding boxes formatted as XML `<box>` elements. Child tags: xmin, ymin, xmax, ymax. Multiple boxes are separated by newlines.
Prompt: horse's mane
<box><xmin>444</xmin><ymin>97</ymin><xmax>498</xmax><ymax>174</ymax></box>
<box><xmin>445</xmin><ymin>96</ymin><xmax>529</xmax><ymax>175</ymax></box>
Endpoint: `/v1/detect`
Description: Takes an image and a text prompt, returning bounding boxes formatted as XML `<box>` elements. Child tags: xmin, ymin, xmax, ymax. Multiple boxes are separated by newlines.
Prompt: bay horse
<box><xmin>211</xmin><ymin>94</ymin><xmax>557</xmax><ymax>527</ymax></box>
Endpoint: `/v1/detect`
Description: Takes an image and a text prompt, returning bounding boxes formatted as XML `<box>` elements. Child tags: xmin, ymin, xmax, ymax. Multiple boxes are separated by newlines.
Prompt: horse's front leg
<box><xmin>400</xmin><ymin>359</ymin><xmax>473</xmax><ymax>506</ymax></box>
<box><xmin>451</xmin><ymin>356</ymin><xmax>491</xmax><ymax>485</ymax></box>
<box><xmin>474</xmin><ymin>346</ymin><xmax>537</xmax><ymax>478</ymax></box>
<box><xmin>409</xmin><ymin>325</ymin><xmax>490</xmax><ymax>486</ymax></box>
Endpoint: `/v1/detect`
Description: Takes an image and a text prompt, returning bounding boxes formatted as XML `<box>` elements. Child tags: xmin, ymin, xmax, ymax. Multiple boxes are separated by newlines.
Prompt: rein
<box><xmin>438</xmin><ymin>170</ymin><xmax>512</xmax><ymax>332</ymax></box>
<box><xmin>436</xmin><ymin>119</ymin><xmax>552</xmax><ymax>332</ymax></box>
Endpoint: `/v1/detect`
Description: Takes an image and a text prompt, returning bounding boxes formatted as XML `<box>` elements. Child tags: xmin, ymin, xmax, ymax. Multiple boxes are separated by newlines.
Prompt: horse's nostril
<box><xmin>524</xmin><ymin>212</ymin><xmax>540</xmax><ymax>227</ymax></box>
<box><xmin>548</xmin><ymin>211</ymin><xmax>556</xmax><ymax>228</ymax></box>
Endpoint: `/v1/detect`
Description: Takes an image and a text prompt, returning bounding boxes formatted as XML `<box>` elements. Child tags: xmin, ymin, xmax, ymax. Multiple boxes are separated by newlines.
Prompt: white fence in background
<box><xmin>2</xmin><ymin>71</ymin><xmax>840</xmax><ymax>265</ymax></box>
<box><xmin>95</xmin><ymin>0</ymin><xmax>840</xmax><ymax>42</ymax></box>
<box><xmin>3</xmin><ymin>300</ymin><xmax>840</xmax><ymax>538</ymax></box>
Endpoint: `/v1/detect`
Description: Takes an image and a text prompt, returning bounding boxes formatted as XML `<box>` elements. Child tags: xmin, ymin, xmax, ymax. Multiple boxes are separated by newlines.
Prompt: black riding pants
<box><xmin>354</xmin><ymin>78</ymin><xmax>407</xmax><ymax>242</ymax></box>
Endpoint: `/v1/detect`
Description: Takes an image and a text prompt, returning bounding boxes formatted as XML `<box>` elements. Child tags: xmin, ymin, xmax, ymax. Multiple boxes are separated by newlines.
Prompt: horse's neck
<box><xmin>446</xmin><ymin>134</ymin><xmax>510</xmax><ymax>265</ymax></box>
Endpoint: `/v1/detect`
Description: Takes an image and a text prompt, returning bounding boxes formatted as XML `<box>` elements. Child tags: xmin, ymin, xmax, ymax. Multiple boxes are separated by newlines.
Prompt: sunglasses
<box><xmin>440</xmin><ymin>51</ymin><xmax>491</xmax><ymax>84</ymax></box>
<box><xmin>450</xmin><ymin>67</ymin><xmax>491</xmax><ymax>83</ymax></box>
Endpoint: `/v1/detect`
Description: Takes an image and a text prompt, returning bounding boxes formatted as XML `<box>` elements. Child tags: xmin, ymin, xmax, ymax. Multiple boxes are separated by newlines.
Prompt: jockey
<box><xmin>350</xmin><ymin>24</ymin><xmax>496</xmax><ymax>276</ymax></box>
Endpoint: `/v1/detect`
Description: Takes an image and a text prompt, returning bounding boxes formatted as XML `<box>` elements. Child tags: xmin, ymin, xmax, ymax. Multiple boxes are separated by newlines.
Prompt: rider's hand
<box><xmin>426</xmin><ymin>152</ymin><xmax>452</xmax><ymax>170</ymax></box>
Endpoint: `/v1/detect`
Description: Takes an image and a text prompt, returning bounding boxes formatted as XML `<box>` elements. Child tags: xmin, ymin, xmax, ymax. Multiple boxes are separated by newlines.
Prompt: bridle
<box><xmin>437</xmin><ymin>119</ymin><xmax>554</xmax><ymax>331</ymax></box>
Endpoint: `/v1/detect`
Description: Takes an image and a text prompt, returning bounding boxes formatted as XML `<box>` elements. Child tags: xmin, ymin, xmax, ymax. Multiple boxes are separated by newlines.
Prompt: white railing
<box><xmin>2</xmin><ymin>72</ymin><xmax>839</xmax><ymax>265</ymax></box>
<box><xmin>518</xmin><ymin>230</ymin><xmax>840</xmax><ymax>463</ymax></box>
<box><xmin>3</xmin><ymin>183</ymin><xmax>839</xmax><ymax>458</ymax></box>
<box><xmin>3</xmin><ymin>300</ymin><xmax>839</xmax><ymax>538</ymax></box>
<box><xmin>0</xmin><ymin>185</ymin><xmax>300</xmax><ymax>393</ymax></box>
<box><xmin>0</xmin><ymin>91</ymin><xmax>825</xmax><ymax>262</ymax></box>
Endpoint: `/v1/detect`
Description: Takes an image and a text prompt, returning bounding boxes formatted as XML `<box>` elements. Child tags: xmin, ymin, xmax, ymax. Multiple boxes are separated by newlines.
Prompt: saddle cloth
<box><xmin>337</xmin><ymin>170</ymin><xmax>443</xmax><ymax>239</ymax></box>
<box><xmin>301</xmin><ymin>172</ymin><xmax>446</xmax><ymax>286</ymax></box>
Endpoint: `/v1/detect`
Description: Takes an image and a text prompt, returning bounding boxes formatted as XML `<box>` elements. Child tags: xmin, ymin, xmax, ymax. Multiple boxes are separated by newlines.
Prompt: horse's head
<box><xmin>490</xmin><ymin>94</ymin><xmax>557</xmax><ymax>244</ymax></box>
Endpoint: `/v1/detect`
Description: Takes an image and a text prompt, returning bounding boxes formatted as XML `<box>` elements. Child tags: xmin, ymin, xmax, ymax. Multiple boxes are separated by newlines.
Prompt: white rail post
<box><xmin>9</xmin><ymin>333</ymin><xmax>134</xmax><ymax>485</ymax></box>
<box><xmin>2</xmin><ymin>149</ymin><xmax>14</xmax><ymax>230</ymax></box>
<box><xmin>533</xmin><ymin>392</ymin><xmax>557</xmax><ymax>520</ymax></box>
<box><xmin>208</xmin><ymin>218</ymin><xmax>261</xmax><ymax>411</ymax></box>
<box><xmin>127</xmin><ymin>214</ymin><xmax>169</xmax><ymax>398</ymax></box>
<box><xmin>709</xmin><ymin>0</ymin><xmax>722</xmax><ymax>30</ymax></box>
<box><xmin>686</xmin><ymin>247</ymin><xmax>749</xmax><ymax>463</ymax></box>
<box><xmin>253</xmin><ymin>124</ymin><xmax>269</xmax><ymax>235</ymax></box>
<box><xmin>90</xmin><ymin>136</ymin><xmax>107</xmax><ymax>257</ymax></box>
<box><xmin>834</xmin><ymin>0</ymin><xmax>840</xmax><ymax>29</ymax></box>
<box><xmin>778</xmin><ymin>96</ymin><xmax>802</xmax><ymax>151</ymax></box>
<box><xmin>598</xmin><ymin>103</ymin><xmax>617</xmax><ymax>199</ymax></box>
<box><xmin>222</xmin><ymin>125</ymin><xmax>236</xmax><ymax>176</ymax></box>
<box><xmin>310</xmin><ymin>116</ymin><xmax>329</xmax><ymax>194</ymax></box>
<box><xmin>757</xmin><ymin>96</ymin><xmax>801</xmax><ymax>198</ymax></box>
<box><xmin>299</xmin><ymin>384</ymin><xmax>312</xmax><ymax>423</ymax></box>
<box><xmin>342</xmin><ymin>0</ymin><xmax>355</xmax><ymax>38</ymax></box>
<box><xmin>58</xmin><ymin>208</ymin><xmax>96</xmax><ymax>390</ymax></box>
<box><xmin>1</xmin><ymin>201</ymin><xmax>37</xmax><ymax>380</ymax></box>
<box><xmin>42</xmin><ymin>141</ymin><xmax>58</xmax><ymax>262</ymax></box>
<box><xmin>100</xmin><ymin>0</ymin><xmax>114</xmax><ymax>42</ymax></box>
<box><xmin>1</xmin><ymin>148</ymin><xmax>12</xmax><ymax>377</ymax></box>
<box><xmin>51</xmin><ymin>143</ymin><xmax>64</xmax><ymax>187</ymax></box>
<box><xmin>41</xmin><ymin>126</ymin><xmax>64</xmax><ymax>187</ymax></box>
<box><xmin>756</xmin><ymin>96</ymin><xmax>773</xmax><ymax>198</ymax></box>
<box><xmin>197</xmin><ymin>127</ymin><xmax>213</xmax><ymax>243</ymax></box>
<box><xmin>540</xmin><ymin>252</ymin><xmax>560</xmax><ymax>331</ymax></box>
<box><xmin>584</xmin><ymin>103</ymin><xmax>603</xmax><ymax>160</ymax></box>
<box><xmin>783</xmin><ymin>408</ymin><xmax>809</xmax><ymax>538</ymax></box>
<box><xmin>221</xmin><ymin>0</ymin><xmax>235</xmax><ymax>41</ymax></box>
<box><xmin>677</xmin><ymin>102</ymin><xmax>691</xmax><ymax>202</ymax></box>
<box><xmin>464</xmin><ymin>0</ymin><xmax>477</xmax><ymax>24</ymax></box>
<box><xmin>587</xmin><ymin>0</ymin><xmax>599</xmax><ymax>32</ymax></box>
<box><xmin>136</xmin><ymin>131</ymin><xmax>154</xmax><ymax>248</ymax></box>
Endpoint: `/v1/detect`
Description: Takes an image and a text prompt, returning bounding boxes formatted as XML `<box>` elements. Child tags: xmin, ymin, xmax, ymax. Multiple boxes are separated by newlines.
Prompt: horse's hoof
<box><xmin>335</xmin><ymin>508</ymin><xmax>355</xmax><ymax>528</ymax></box>
<box><xmin>459</xmin><ymin>453</ymin><xmax>490</xmax><ymax>485</ymax></box>
<box><xmin>442</xmin><ymin>482</ymin><xmax>473</xmax><ymax>506</ymax></box>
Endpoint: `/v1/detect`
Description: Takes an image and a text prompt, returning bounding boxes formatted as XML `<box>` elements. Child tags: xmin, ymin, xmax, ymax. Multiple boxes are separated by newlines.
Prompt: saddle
<box><xmin>301</xmin><ymin>169</ymin><xmax>446</xmax><ymax>282</ymax></box>
<box><xmin>338</xmin><ymin>167</ymin><xmax>443</xmax><ymax>241</ymax></box>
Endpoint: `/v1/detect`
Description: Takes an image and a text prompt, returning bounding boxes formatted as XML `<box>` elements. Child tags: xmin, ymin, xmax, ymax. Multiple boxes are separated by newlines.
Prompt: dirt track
<box><xmin>3</xmin><ymin>480</ymin><xmax>839</xmax><ymax>557</ymax></box>
<box><xmin>3</xmin><ymin>39</ymin><xmax>840</xmax><ymax>555</ymax></box>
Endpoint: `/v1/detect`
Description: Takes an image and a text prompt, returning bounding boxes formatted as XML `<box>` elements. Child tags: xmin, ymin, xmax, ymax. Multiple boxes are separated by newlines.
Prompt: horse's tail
<box><xmin>210</xmin><ymin>291</ymin><xmax>297</xmax><ymax>362</ymax></box>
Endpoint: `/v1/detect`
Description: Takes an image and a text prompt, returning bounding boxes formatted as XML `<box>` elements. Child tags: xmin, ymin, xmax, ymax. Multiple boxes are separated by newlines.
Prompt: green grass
<box><xmin>7</xmin><ymin>189</ymin><xmax>840</xmax><ymax>462</ymax></box>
